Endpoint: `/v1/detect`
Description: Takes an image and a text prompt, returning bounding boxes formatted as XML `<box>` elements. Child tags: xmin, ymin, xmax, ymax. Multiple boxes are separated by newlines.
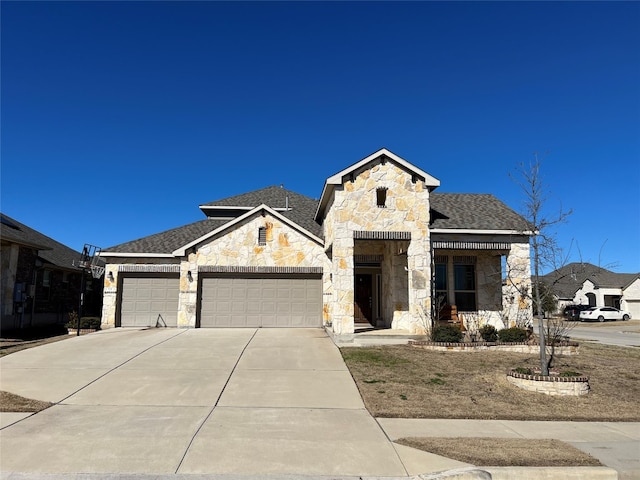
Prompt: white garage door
<box><xmin>199</xmin><ymin>276</ymin><xmax>322</xmax><ymax>328</ymax></box>
<box><xmin>625</xmin><ymin>301</ymin><xmax>640</xmax><ymax>320</ymax></box>
<box><xmin>120</xmin><ymin>277</ymin><xmax>179</xmax><ymax>327</ymax></box>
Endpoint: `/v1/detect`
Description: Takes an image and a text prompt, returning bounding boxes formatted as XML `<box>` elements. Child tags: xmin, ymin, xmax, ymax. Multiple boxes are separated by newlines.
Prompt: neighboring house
<box><xmin>99</xmin><ymin>148</ymin><xmax>532</xmax><ymax>335</ymax></box>
<box><xmin>0</xmin><ymin>214</ymin><xmax>102</xmax><ymax>330</ymax></box>
<box><xmin>542</xmin><ymin>262</ymin><xmax>640</xmax><ymax>319</ymax></box>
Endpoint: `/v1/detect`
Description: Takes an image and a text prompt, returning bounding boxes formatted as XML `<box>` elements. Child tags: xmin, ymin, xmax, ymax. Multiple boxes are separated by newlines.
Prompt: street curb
<box><xmin>481</xmin><ymin>466</ymin><xmax>619</xmax><ymax>479</ymax></box>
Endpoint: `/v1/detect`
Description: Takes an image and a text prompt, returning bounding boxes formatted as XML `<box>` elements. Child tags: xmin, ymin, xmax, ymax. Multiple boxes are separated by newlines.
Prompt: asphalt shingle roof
<box><xmin>104</xmin><ymin>218</ymin><xmax>229</xmax><ymax>254</ymax></box>
<box><xmin>105</xmin><ymin>189</ymin><xmax>528</xmax><ymax>255</ymax></box>
<box><xmin>542</xmin><ymin>262</ymin><xmax>640</xmax><ymax>299</ymax></box>
<box><xmin>0</xmin><ymin>213</ymin><xmax>82</xmax><ymax>270</ymax></box>
<box><xmin>430</xmin><ymin>193</ymin><xmax>529</xmax><ymax>231</ymax></box>
<box><xmin>202</xmin><ymin>186</ymin><xmax>322</xmax><ymax>237</ymax></box>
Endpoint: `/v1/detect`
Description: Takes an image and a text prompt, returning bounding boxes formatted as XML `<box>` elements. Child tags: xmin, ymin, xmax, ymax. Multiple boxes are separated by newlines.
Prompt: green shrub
<box><xmin>431</xmin><ymin>325</ymin><xmax>463</xmax><ymax>343</ymax></box>
<box><xmin>559</xmin><ymin>370</ymin><xmax>581</xmax><ymax>377</ymax></box>
<box><xmin>66</xmin><ymin>314</ymin><xmax>101</xmax><ymax>330</ymax></box>
<box><xmin>478</xmin><ymin>324</ymin><xmax>498</xmax><ymax>342</ymax></box>
<box><xmin>497</xmin><ymin>327</ymin><xmax>529</xmax><ymax>343</ymax></box>
<box><xmin>514</xmin><ymin>367</ymin><xmax>532</xmax><ymax>375</ymax></box>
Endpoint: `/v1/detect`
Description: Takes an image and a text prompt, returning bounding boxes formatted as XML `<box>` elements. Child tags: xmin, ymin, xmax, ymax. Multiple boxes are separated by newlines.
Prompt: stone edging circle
<box><xmin>506</xmin><ymin>369</ymin><xmax>590</xmax><ymax>396</ymax></box>
<box><xmin>507</xmin><ymin>370</ymin><xmax>589</xmax><ymax>383</ymax></box>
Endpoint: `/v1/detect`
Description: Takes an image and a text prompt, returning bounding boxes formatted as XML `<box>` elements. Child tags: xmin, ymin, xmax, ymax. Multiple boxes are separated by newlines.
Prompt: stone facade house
<box><xmin>99</xmin><ymin>149</ymin><xmax>533</xmax><ymax>335</ymax></box>
<box><xmin>543</xmin><ymin>262</ymin><xmax>640</xmax><ymax>319</ymax></box>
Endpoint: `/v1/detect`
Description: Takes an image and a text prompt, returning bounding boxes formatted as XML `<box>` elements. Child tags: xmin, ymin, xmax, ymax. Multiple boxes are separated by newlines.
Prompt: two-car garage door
<box><xmin>199</xmin><ymin>276</ymin><xmax>322</xmax><ymax>328</ymax></box>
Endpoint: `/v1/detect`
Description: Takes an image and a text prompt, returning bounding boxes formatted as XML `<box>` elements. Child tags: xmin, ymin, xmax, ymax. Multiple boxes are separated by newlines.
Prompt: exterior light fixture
<box><xmin>187</xmin><ymin>271</ymin><xmax>193</xmax><ymax>282</ymax></box>
<box><xmin>107</xmin><ymin>271</ymin><xmax>115</xmax><ymax>282</ymax></box>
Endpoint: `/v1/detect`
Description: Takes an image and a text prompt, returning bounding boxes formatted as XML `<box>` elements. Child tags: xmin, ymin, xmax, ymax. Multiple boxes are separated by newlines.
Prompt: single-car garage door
<box><xmin>625</xmin><ymin>301</ymin><xmax>640</xmax><ymax>320</ymax></box>
<box><xmin>120</xmin><ymin>277</ymin><xmax>179</xmax><ymax>327</ymax></box>
<box><xmin>199</xmin><ymin>276</ymin><xmax>321</xmax><ymax>327</ymax></box>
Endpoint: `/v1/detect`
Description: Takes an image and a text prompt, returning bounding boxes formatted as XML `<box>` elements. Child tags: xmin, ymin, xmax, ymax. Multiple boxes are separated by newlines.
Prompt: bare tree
<box><xmin>511</xmin><ymin>154</ymin><xmax>572</xmax><ymax>375</ymax></box>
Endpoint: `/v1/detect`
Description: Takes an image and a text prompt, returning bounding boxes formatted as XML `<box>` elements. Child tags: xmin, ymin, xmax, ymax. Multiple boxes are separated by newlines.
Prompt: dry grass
<box><xmin>0</xmin><ymin>391</ymin><xmax>52</xmax><ymax>413</ymax></box>
<box><xmin>341</xmin><ymin>342</ymin><xmax>640</xmax><ymax>420</ymax></box>
<box><xmin>396</xmin><ymin>437</ymin><xmax>603</xmax><ymax>467</ymax></box>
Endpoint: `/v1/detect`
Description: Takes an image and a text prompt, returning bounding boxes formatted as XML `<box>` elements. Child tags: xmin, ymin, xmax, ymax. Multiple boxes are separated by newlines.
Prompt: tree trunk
<box><xmin>533</xmin><ymin>237</ymin><xmax>548</xmax><ymax>375</ymax></box>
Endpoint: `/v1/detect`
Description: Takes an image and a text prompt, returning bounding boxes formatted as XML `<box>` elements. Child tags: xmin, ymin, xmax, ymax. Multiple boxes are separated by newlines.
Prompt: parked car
<box><xmin>579</xmin><ymin>306</ymin><xmax>631</xmax><ymax>322</ymax></box>
<box><xmin>563</xmin><ymin>304</ymin><xmax>591</xmax><ymax>321</ymax></box>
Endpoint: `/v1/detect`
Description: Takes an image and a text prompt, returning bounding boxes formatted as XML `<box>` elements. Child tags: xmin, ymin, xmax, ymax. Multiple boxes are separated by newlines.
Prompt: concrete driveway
<box><xmin>0</xmin><ymin>328</ymin><xmax>462</xmax><ymax>477</ymax></box>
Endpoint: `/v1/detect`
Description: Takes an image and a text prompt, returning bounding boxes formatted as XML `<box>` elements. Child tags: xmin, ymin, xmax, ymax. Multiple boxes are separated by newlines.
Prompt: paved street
<box><xmin>535</xmin><ymin>319</ymin><xmax>640</xmax><ymax>347</ymax></box>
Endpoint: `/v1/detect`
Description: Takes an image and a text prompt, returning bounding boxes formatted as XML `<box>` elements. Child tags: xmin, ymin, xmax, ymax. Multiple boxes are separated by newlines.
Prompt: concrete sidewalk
<box><xmin>0</xmin><ymin>328</ymin><xmax>629</xmax><ymax>479</ymax></box>
<box><xmin>379</xmin><ymin>418</ymin><xmax>639</xmax><ymax>479</ymax></box>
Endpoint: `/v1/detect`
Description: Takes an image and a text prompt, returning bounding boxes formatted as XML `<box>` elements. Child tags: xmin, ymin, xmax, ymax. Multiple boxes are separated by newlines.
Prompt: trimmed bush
<box><xmin>431</xmin><ymin>325</ymin><xmax>463</xmax><ymax>343</ymax></box>
<box><xmin>514</xmin><ymin>367</ymin><xmax>532</xmax><ymax>375</ymax></box>
<box><xmin>478</xmin><ymin>324</ymin><xmax>498</xmax><ymax>342</ymax></box>
<box><xmin>66</xmin><ymin>315</ymin><xmax>101</xmax><ymax>330</ymax></box>
<box><xmin>498</xmin><ymin>327</ymin><xmax>529</xmax><ymax>343</ymax></box>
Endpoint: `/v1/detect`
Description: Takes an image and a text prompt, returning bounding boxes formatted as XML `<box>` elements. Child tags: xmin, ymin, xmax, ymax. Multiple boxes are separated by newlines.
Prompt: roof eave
<box><xmin>430</xmin><ymin>228</ymin><xmax>534</xmax><ymax>236</ymax></box>
<box><xmin>173</xmin><ymin>204</ymin><xmax>324</xmax><ymax>256</ymax></box>
<box><xmin>98</xmin><ymin>252</ymin><xmax>175</xmax><ymax>258</ymax></box>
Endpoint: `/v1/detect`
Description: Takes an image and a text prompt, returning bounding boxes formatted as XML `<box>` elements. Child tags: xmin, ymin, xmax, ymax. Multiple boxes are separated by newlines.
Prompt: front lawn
<box><xmin>341</xmin><ymin>342</ymin><xmax>640</xmax><ymax>421</ymax></box>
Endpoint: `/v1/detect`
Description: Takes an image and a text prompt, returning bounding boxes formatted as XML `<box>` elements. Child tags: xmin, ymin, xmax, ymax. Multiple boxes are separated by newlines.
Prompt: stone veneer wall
<box><xmin>100</xmin><ymin>214</ymin><xmax>327</xmax><ymax>328</ymax></box>
<box><xmin>503</xmin><ymin>241</ymin><xmax>532</xmax><ymax>327</ymax></box>
<box><xmin>100</xmin><ymin>259</ymin><xmax>181</xmax><ymax>328</ymax></box>
<box><xmin>181</xmin><ymin>213</ymin><xmax>327</xmax><ymax>327</ymax></box>
<box><xmin>325</xmin><ymin>160</ymin><xmax>432</xmax><ymax>334</ymax></box>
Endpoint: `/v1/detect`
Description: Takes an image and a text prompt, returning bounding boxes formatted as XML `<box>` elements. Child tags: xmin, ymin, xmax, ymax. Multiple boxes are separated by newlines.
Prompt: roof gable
<box><xmin>174</xmin><ymin>204</ymin><xmax>323</xmax><ymax>256</ymax></box>
<box><xmin>199</xmin><ymin>185</ymin><xmax>322</xmax><ymax>238</ymax></box>
<box><xmin>542</xmin><ymin>262</ymin><xmax>640</xmax><ymax>298</ymax></box>
<box><xmin>101</xmin><ymin>205</ymin><xmax>324</xmax><ymax>257</ymax></box>
<box><xmin>315</xmin><ymin>148</ymin><xmax>440</xmax><ymax>221</ymax></box>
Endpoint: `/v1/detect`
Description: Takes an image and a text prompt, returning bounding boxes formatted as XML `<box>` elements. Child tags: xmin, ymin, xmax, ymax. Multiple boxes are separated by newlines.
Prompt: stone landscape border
<box><xmin>409</xmin><ymin>340</ymin><xmax>580</xmax><ymax>355</ymax></box>
<box><xmin>507</xmin><ymin>370</ymin><xmax>590</xmax><ymax>396</ymax></box>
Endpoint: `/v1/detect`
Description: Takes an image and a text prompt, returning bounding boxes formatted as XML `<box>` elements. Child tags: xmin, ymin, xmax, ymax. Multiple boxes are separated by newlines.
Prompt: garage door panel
<box><xmin>246</xmin><ymin>302</ymin><xmax>261</xmax><ymax>314</ymax></box>
<box><xmin>120</xmin><ymin>277</ymin><xmax>179</xmax><ymax>327</ymax></box>
<box><xmin>262</xmin><ymin>287</ymin><xmax>276</xmax><ymax>300</ymax></box>
<box><xmin>290</xmin><ymin>287</ymin><xmax>305</xmax><ymax>298</ymax></box>
<box><xmin>277</xmin><ymin>303</ymin><xmax>291</xmax><ymax>314</ymax></box>
<box><xmin>231</xmin><ymin>302</ymin><xmax>246</xmax><ymax>314</ymax></box>
<box><xmin>200</xmin><ymin>276</ymin><xmax>321</xmax><ymax>328</ymax></box>
<box><xmin>260</xmin><ymin>315</ymin><xmax>278</xmax><ymax>327</ymax></box>
<box><xmin>262</xmin><ymin>301</ymin><xmax>277</xmax><ymax>314</ymax></box>
<box><xmin>291</xmin><ymin>303</ymin><xmax>306</xmax><ymax>314</ymax></box>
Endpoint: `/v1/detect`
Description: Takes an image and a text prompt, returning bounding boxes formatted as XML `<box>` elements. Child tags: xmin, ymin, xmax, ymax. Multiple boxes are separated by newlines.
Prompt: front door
<box><xmin>355</xmin><ymin>273</ymin><xmax>373</xmax><ymax>324</ymax></box>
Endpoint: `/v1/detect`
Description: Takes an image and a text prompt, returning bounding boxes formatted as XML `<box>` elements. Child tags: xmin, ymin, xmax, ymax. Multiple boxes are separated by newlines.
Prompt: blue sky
<box><xmin>2</xmin><ymin>1</ymin><xmax>639</xmax><ymax>273</ymax></box>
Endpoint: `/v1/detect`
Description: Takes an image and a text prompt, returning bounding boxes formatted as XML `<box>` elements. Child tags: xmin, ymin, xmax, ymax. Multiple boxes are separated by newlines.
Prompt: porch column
<box><xmin>178</xmin><ymin>258</ymin><xmax>197</xmax><ymax>328</ymax></box>
<box><xmin>101</xmin><ymin>265</ymin><xmax>118</xmax><ymax>328</ymax></box>
<box><xmin>504</xmin><ymin>242</ymin><xmax>532</xmax><ymax>327</ymax></box>
<box><xmin>331</xmin><ymin>236</ymin><xmax>354</xmax><ymax>334</ymax></box>
<box><xmin>406</xmin><ymin>236</ymin><xmax>432</xmax><ymax>334</ymax></box>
